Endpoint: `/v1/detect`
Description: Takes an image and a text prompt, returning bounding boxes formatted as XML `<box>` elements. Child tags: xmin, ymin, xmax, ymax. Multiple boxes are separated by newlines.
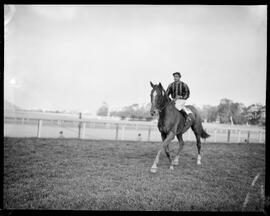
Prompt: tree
<box><xmin>216</xmin><ymin>99</ymin><xmax>249</xmax><ymax>125</ymax></box>
<box><xmin>110</xmin><ymin>103</ymin><xmax>153</xmax><ymax>120</ymax></box>
<box><xmin>200</xmin><ymin>105</ymin><xmax>218</xmax><ymax>122</ymax></box>
<box><xmin>230</xmin><ymin>103</ymin><xmax>247</xmax><ymax>125</ymax></box>
<box><xmin>217</xmin><ymin>99</ymin><xmax>234</xmax><ymax>124</ymax></box>
<box><xmin>259</xmin><ymin>106</ymin><xmax>266</xmax><ymax>126</ymax></box>
<box><xmin>245</xmin><ymin>104</ymin><xmax>264</xmax><ymax>125</ymax></box>
<box><xmin>96</xmin><ymin>102</ymin><xmax>109</xmax><ymax>116</ymax></box>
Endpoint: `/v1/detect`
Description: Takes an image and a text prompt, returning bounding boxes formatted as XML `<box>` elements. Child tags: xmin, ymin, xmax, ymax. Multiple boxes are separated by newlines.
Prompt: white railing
<box><xmin>4</xmin><ymin>111</ymin><xmax>265</xmax><ymax>143</ymax></box>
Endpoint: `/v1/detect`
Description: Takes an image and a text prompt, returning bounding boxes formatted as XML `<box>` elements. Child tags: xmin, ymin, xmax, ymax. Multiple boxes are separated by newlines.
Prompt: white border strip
<box><xmin>242</xmin><ymin>172</ymin><xmax>260</xmax><ymax>210</ymax></box>
<box><xmin>251</xmin><ymin>173</ymin><xmax>260</xmax><ymax>186</ymax></box>
<box><xmin>260</xmin><ymin>184</ymin><xmax>264</xmax><ymax>200</ymax></box>
<box><xmin>243</xmin><ymin>193</ymin><xmax>251</xmax><ymax>209</ymax></box>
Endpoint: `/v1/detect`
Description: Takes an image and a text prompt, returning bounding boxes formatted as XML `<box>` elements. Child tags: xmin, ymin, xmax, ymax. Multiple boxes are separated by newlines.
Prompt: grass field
<box><xmin>4</xmin><ymin>137</ymin><xmax>265</xmax><ymax>211</ymax></box>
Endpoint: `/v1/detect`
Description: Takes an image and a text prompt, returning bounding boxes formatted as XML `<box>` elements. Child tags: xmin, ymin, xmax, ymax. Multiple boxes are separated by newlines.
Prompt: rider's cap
<box><xmin>173</xmin><ymin>72</ymin><xmax>181</xmax><ymax>77</ymax></box>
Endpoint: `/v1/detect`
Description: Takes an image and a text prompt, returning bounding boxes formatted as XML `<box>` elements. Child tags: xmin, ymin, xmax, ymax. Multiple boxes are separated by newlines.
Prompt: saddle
<box><xmin>180</xmin><ymin>107</ymin><xmax>194</xmax><ymax>118</ymax></box>
<box><xmin>176</xmin><ymin>113</ymin><xmax>193</xmax><ymax>134</ymax></box>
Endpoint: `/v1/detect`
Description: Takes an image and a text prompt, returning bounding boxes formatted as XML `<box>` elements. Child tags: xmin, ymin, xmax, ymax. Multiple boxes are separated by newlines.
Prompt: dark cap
<box><xmin>173</xmin><ymin>72</ymin><xmax>181</xmax><ymax>77</ymax></box>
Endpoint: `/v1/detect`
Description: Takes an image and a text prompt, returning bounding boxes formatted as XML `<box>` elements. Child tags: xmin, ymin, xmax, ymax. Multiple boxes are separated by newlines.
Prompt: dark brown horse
<box><xmin>149</xmin><ymin>82</ymin><xmax>210</xmax><ymax>173</ymax></box>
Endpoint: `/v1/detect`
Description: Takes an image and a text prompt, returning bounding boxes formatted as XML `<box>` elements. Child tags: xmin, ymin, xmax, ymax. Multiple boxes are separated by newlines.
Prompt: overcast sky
<box><xmin>4</xmin><ymin>5</ymin><xmax>267</xmax><ymax>113</ymax></box>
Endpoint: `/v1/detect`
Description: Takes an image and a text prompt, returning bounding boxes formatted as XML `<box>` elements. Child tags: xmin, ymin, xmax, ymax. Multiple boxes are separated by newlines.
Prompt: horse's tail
<box><xmin>186</xmin><ymin>105</ymin><xmax>210</xmax><ymax>139</ymax></box>
<box><xmin>200</xmin><ymin>127</ymin><xmax>210</xmax><ymax>139</ymax></box>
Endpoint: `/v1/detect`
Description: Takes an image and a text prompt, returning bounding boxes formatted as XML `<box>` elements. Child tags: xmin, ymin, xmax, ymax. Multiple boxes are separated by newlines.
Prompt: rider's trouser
<box><xmin>175</xmin><ymin>99</ymin><xmax>192</xmax><ymax>115</ymax></box>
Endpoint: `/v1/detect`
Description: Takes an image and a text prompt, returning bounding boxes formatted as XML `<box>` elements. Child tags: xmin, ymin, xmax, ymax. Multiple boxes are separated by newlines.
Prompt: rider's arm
<box><xmin>182</xmin><ymin>83</ymin><xmax>190</xmax><ymax>99</ymax></box>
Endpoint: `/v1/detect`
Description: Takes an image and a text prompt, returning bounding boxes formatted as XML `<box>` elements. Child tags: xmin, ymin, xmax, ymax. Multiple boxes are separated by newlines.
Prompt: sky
<box><xmin>4</xmin><ymin>5</ymin><xmax>267</xmax><ymax>114</ymax></box>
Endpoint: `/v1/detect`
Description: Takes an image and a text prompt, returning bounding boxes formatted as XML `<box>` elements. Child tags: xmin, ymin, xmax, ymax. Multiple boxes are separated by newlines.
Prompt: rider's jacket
<box><xmin>166</xmin><ymin>81</ymin><xmax>190</xmax><ymax>100</ymax></box>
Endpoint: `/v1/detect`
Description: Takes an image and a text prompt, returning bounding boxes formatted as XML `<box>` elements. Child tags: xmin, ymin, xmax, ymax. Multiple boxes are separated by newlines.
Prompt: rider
<box><xmin>165</xmin><ymin>72</ymin><xmax>193</xmax><ymax>126</ymax></box>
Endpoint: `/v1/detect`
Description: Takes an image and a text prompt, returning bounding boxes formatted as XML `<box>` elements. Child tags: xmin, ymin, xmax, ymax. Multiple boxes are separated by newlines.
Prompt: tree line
<box><xmin>96</xmin><ymin>98</ymin><xmax>265</xmax><ymax>126</ymax></box>
<box><xmin>198</xmin><ymin>99</ymin><xmax>265</xmax><ymax>126</ymax></box>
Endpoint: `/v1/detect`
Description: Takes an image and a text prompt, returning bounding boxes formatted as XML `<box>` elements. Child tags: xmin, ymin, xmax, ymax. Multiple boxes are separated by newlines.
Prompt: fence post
<box><xmin>147</xmin><ymin>126</ymin><xmax>151</xmax><ymax>142</ymax></box>
<box><xmin>78</xmin><ymin>112</ymin><xmax>82</xmax><ymax>139</ymax></box>
<box><xmin>214</xmin><ymin>130</ymin><xmax>217</xmax><ymax>142</ymax></box>
<box><xmin>237</xmin><ymin>130</ymin><xmax>241</xmax><ymax>143</ymax></box>
<box><xmin>37</xmin><ymin>119</ymin><xmax>43</xmax><ymax>138</ymax></box>
<box><xmin>121</xmin><ymin>125</ymin><xmax>125</xmax><ymax>140</ymax></box>
<box><xmin>115</xmin><ymin>124</ymin><xmax>119</xmax><ymax>140</ymax></box>
<box><xmin>247</xmin><ymin>131</ymin><xmax>250</xmax><ymax>143</ymax></box>
<box><xmin>227</xmin><ymin>129</ymin><xmax>231</xmax><ymax>143</ymax></box>
<box><xmin>259</xmin><ymin>131</ymin><xmax>262</xmax><ymax>143</ymax></box>
<box><xmin>81</xmin><ymin>122</ymin><xmax>86</xmax><ymax>139</ymax></box>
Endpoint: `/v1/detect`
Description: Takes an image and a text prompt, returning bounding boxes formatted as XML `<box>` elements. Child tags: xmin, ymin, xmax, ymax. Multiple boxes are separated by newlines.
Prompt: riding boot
<box><xmin>180</xmin><ymin>110</ymin><xmax>193</xmax><ymax>132</ymax></box>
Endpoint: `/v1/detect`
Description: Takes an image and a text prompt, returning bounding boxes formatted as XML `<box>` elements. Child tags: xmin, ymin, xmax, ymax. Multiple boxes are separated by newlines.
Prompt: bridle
<box><xmin>152</xmin><ymin>87</ymin><xmax>173</xmax><ymax>113</ymax></box>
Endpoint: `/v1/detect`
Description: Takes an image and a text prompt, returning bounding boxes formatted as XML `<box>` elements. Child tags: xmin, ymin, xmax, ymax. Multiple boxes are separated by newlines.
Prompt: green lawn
<box><xmin>4</xmin><ymin>137</ymin><xmax>265</xmax><ymax>211</ymax></box>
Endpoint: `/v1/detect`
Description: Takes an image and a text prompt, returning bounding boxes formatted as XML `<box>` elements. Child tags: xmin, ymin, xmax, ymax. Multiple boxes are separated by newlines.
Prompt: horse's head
<box><xmin>149</xmin><ymin>81</ymin><xmax>166</xmax><ymax>116</ymax></box>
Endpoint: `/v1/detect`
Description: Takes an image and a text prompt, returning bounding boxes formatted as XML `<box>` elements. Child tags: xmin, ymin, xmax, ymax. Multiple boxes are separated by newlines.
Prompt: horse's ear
<box><xmin>159</xmin><ymin>82</ymin><xmax>163</xmax><ymax>89</ymax></box>
<box><xmin>150</xmin><ymin>81</ymin><xmax>154</xmax><ymax>88</ymax></box>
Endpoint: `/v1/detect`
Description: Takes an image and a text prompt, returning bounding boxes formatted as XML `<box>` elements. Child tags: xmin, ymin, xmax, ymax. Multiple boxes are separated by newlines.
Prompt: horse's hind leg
<box><xmin>172</xmin><ymin>134</ymin><xmax>184</xmax><ymax>166</ymax></box>
<box><xmin>191</xmin><ymin>126</ymin><xmax>202</xmax><ymax>165</ymax></box>
<box><xmin>195</xmin><ymin>134</ymin><xmax>202</xmax><ymax>165</ymax></box>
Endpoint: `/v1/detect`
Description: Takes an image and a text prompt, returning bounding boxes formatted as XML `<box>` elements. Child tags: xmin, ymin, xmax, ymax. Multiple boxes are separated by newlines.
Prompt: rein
<box><xmin>151</xmin><ymin>84</ymin><xmax>173</xmax><ymax>113</ymax></box>
<box><xmin>156</xmin><ymin>96</ymin><xmax>173</xmax><ymax>112</ymax></box>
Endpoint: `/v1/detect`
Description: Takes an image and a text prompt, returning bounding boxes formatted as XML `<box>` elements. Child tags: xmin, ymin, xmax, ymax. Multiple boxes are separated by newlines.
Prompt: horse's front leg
<box><xmin>150</xmin><ymin>132</ymin><xmax>166</xmax><ymax>173</ymax></box>
<box><xmin>172</xmin><ymin>133</ymin><xmax>185</xmax><ymax>165</ymax></box>
<box><xmin>150</xmin><ymin>149</ymin><xmax>162</xmax><ymax>173</ymax></box>
<box><xmin>150</xmin><ymin>131</ymin><xmax>175</xmax><ymax>173</ymax></box>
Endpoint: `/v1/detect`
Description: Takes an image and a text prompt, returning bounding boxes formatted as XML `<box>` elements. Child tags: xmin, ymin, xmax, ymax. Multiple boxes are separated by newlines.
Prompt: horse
<box><xmin>149</xmin><ymin>81</ymin><xmax>210</xmax><ymax>173</ymax></box>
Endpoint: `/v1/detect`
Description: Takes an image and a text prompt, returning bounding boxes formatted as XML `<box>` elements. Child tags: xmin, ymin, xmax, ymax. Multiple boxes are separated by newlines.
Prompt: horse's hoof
<box><xmin>169</xmin><ymin>166</ymin><xmax>174</xmax><ymax>171</ymax></box>
<box><xmin>150</xmin><ymin>167</ymin><xmax>157</xmax><ymax>173</ymax></box>
<box><xmin>197</xmin><ymin>161</ymin><xmax>201</xmax><ymax>165</ymax></box>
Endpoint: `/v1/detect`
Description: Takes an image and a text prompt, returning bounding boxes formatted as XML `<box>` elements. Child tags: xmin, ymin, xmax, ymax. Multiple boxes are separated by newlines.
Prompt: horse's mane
<box><xmin>158</xmin><ymin>83</ymin><xmax>171</xmax><ymax>102</ymax></box>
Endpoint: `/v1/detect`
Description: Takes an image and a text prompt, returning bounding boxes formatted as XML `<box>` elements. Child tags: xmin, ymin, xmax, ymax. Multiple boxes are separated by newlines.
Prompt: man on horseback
<box><xmin>149</xmin><ymin>80</ymin><xmax>210</xmax><ymax>173</ymax></box>
<box><xmin>165</xmin><ymin>72</ymin><xmax>193</xmax><ymax>128</ymax></box>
